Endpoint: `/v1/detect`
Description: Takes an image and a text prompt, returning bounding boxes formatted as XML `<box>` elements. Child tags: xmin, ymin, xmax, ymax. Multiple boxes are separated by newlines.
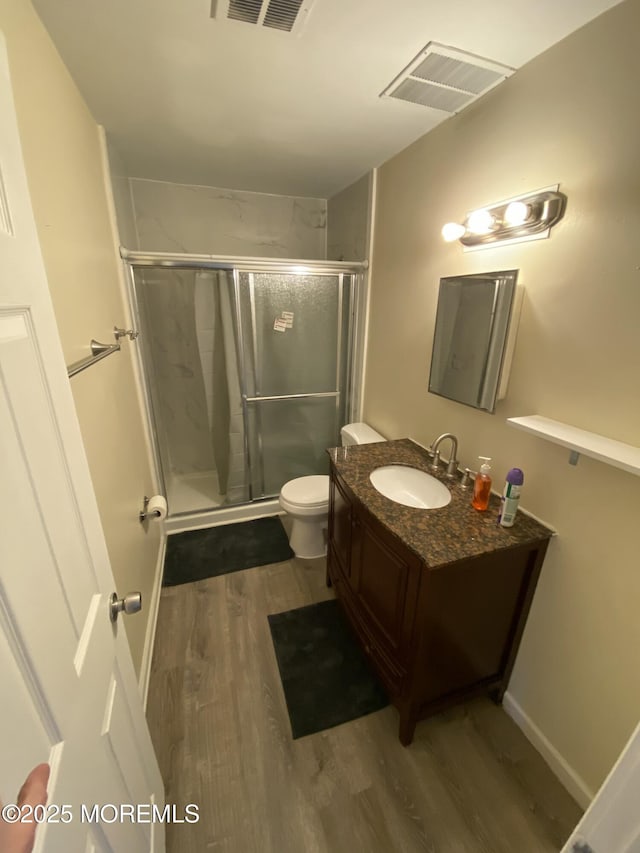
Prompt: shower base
<box><xmin>167</xmin><ymin>471</ymin><xmax>222</xmax><ymax>515</ymax></box>
<box><xmin>164</xmin><ymin>498</ymin><xmax>283</xmax><ymax>536</ymax></box>
<box><xmin>164</xmin><ymin>470</ymin><xmax>282</xmax><ymax>536</ymax></box>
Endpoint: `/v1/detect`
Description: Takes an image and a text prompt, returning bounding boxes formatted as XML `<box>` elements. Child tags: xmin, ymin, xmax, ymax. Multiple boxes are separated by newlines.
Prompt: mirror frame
<box><xmin>428</xmin><ymin>269</ymin><xmax>518</xmax><ymax>413</ymax></box>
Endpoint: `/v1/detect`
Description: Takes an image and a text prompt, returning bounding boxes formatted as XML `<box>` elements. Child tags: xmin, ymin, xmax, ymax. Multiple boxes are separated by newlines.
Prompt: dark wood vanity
<box><xmin>326</xmin><ymin>439</ymin><xmax>553</xmax><ymax>745</ymax></box>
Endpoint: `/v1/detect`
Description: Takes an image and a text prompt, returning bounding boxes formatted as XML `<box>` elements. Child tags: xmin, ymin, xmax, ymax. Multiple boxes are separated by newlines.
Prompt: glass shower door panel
<box><xmin>238</xmin><ymin>272</ymin><xmax>340</xmax><ymax>397</ymax></box>
<box><xmin>246</xmin><ymin>397</ymin><xmax>340</xmax><ymax>498</ymax></box>
<box><xmin>134</xmin><ymin>267</ymin><xmax>248</xmax><ymax>514</ymax></box>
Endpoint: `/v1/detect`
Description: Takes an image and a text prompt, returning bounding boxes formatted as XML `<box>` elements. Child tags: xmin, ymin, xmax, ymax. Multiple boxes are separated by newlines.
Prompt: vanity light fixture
<box><xmin>441</xmin><ymin>222</ymin><xmax>466</xmax><ymax>242</ymax></box>
<box><xmin>503</xmin><ymin>201</ymin><xmax>530</xmax><ymax>226</ymax></box>
<box><xmin>466</xmin><ymin>208</ymin><xmax>496</xmax><ymax>235</ymax></box>
<box><xmin>441</xmin><ymin>186</ymin><xmax>567</xmax><ymax>249</ymax></box>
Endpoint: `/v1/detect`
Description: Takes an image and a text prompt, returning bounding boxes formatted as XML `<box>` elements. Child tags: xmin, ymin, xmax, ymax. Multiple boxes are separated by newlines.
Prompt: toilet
<box><xmin>279</xmin><ymin>422</ymin><xmax>386</xmax><ymax>559</ymax></box>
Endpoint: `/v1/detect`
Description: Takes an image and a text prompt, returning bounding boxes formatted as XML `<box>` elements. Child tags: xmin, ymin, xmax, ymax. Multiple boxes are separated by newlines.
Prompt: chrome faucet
<box><xmin>430</xmin><ymin>433</ymin><xmax>459</xmax><ymax>477</ymax></box>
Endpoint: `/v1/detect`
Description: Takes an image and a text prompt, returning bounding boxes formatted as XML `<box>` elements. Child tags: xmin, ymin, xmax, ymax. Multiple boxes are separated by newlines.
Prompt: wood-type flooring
<box><xmin>147</xmin><ymin>551</ymin><xmax>582</xmax><ymax>853</ymax></box>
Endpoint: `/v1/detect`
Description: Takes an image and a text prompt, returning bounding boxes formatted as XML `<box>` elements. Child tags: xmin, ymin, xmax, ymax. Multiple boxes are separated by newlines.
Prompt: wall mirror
<box><xmin>428</xmin><ymin>269</ymin><xmax>519</xmax><ymax>413</ymax></box>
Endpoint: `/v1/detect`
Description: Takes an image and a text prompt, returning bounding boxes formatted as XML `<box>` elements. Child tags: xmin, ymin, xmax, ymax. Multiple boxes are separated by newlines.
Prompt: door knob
<box><xmin>110</xmin><ymin>591</ymin><xmax>142</xmax><ymax>623</ymax></box>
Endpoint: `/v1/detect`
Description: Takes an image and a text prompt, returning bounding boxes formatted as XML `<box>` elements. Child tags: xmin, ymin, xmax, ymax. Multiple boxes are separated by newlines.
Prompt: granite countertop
<box><xmin>327</xmin><ymin>438</ymin><xmax>554</xmax><ymax>569</ymax></box>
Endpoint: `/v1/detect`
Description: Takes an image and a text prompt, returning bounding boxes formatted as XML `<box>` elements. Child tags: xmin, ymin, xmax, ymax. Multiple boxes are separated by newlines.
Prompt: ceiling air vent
<box><xmin>381</xmin><ymin>42</ymin><xmax>515</xmax><ymax>114</ymax></box>
<box><xmin>211</xmin><ymin>0</ymin><xmax>316</xmax><ymax>34</ymax></box>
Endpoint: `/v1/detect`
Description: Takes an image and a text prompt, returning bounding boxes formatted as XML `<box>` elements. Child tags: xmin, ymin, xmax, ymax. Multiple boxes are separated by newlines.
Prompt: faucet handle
<box><xmin>446</xmin><ymin>457</ymin><xmax>459</xmax><ymax>477</ymax></box>
<box><xmin>430</xmin><ymin>450</ymin><xmax>441</xmax><ymax>471</ymax></box>
<box><xmin>460</xmin><ymin>467</ymin><xmax>474</xmax><ymax>488</ymax></box>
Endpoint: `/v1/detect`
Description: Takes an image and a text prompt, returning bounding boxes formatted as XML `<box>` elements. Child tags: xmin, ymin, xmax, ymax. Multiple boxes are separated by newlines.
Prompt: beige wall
<box><xmin>0</xmin><ymin>0</ymin><xmax>161</xmax><ymax>678</ymax></box>
<box><xmin>365</xmin><ymin>0</ymin><xmax>640</xmax><ymax>798</ymax></box>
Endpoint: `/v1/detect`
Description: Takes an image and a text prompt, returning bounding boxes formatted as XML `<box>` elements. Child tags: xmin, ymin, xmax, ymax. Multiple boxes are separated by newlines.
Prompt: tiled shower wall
<box><xmin>126</xmin><ymin>178</ymin><xmax>328</xmax><ymax>259</ymax></box>
<box><xmin>326</xmin><ymin>172</ymin><xmax>373</xmax><ymax>262</ymax></box>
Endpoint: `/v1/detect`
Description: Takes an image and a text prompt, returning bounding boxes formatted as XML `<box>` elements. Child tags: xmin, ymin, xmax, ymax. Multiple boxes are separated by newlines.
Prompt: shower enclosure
<box><xmin>124</xmin><ymin>253</ymin><xmax>366</xmax><ymax>519</ymax></box>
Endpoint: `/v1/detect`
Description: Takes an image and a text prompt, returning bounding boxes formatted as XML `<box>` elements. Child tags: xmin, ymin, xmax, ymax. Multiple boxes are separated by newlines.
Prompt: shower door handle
<box><xmin>243</xmin><ymin>392</ymin><xmax>339</xmax><ymax>402</ymax></box>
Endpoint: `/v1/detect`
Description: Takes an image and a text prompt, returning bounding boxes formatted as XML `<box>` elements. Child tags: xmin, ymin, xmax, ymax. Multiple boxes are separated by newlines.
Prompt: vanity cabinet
<box><xmin>327</xmin><ymin>461</ymin><xmax>550</xmax><ymax>745</ymax></box>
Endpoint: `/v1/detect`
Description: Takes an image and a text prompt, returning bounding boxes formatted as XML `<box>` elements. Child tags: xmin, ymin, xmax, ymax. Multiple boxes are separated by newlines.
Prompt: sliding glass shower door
<box><xmin>132</xmin><ymin>261</ymin><xmax>355</xmax><ymax>516</ymax></box>
<box><xmin>236</xmin><ymin>271</ymin><xmax>350</xmax><ymax>499</ymax></box>
<box><xmin>134</xmin><ymin>266</ymin><xmax>249</xmax><ymax>515</ymax></box>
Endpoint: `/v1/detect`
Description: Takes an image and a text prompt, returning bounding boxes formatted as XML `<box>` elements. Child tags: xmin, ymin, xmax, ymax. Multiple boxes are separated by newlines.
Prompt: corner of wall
<box><xmin>97</xmin><ymin>126</ymin><xmax>160</xmax><ymax>497</ymax></box>
<box><xmin>503</xmin><ymin>691</ymin><xmax>593</xmax><ymax>809</ymax></box>
<box><xmin>359</xmin><ymin>167</ymin><xmax>377</xmax><ymax>420</ymax></box>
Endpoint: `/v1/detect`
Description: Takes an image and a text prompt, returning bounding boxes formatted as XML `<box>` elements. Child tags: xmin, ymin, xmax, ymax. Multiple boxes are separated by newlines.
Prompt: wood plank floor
<box><xmin>147</xmin><ymin>552</ymin><xmax>582</xmax><ymax>853</ymax></box>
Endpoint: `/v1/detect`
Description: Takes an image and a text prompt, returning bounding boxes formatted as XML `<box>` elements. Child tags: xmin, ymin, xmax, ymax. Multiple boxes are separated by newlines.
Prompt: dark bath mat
<box><xmin>268</xmin><ymin>598</ymin><xmax>389</xmax><ymax>739</ymax></box>
<box><xmin>163</xmin><ymin>516</ymin><xmax>294</xmax><ymax>587</ymax></box>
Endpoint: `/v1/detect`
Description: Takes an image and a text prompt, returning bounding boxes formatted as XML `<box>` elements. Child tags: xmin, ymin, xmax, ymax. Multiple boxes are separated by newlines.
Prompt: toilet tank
<box><xmin>340</xmin><ymin>422</ymin><xmax>386</xmax><ymax>446</ymax></box>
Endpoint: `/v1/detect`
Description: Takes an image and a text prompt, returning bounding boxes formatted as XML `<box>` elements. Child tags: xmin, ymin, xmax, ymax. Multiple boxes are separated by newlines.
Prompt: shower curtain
<box><xmin>194</xmin><ymin>271</ymin><xmax>246</xmax><ymax>502</ymax></box>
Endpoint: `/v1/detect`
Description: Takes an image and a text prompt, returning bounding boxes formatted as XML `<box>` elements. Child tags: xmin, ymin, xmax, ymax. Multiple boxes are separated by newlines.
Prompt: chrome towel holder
<box><xmin>114</xmin><ymin>326</ymin><xmax>139</xmax><ymax>341</ymax></box>
<box><xmin>67</xmin><ymin>339</ymin><xmax>121</xmax><ymax>377</ymax></box>
<box><xmin>66</xmin><ymin>325</ymin><xmax>139</xmax><ymax>378</ymax></box>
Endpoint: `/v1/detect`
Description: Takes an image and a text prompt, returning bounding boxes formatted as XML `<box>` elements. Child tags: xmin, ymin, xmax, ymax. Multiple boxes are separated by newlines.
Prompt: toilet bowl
<box><xmin>278</xmin><ymin>422</ymin><xmax>385</xmax><ymax>559</ymax></box>
<box><xmin>279</xmin><ymin>475</ymin><xmax>330</xmax><ymax>559</ymax></box>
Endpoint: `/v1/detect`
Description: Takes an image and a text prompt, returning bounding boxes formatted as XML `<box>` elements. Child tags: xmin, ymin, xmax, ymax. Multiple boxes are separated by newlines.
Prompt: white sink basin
<box><xmin>370</xmin><ymin>465</ymin><xmax>451</xmax><ymax>509</ymax></box>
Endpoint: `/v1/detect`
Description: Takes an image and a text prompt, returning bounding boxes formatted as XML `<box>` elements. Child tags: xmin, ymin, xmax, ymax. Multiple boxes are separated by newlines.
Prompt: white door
<box><xmin>561</xmin><ymin>720</ymin><xmax>640</xmax><ymax>853</ymax></box>
<box><xmin>0</xmin><ymin>32</ymin><xmax>164</xmax><ymax>852</ymax></box>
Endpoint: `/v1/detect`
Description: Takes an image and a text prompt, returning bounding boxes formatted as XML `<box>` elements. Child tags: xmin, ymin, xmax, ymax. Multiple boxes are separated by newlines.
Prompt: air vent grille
<box><xmin>228</xmin><ymin>0</ymin><xmax>262</xmax><ymax>24</ymax></box>
<box><xmin>264</xmin><ymin>0</ymin><xmax>304</xmax><ymax>31</ymax></box>
<box><xmin>381</xmin><ymin>42</ymin><xmax>515</xmax><ymax>114</ymax></box>
<box><xmin>211</xmin><ymin>0</ymin><xmax>314</xmax><ymax>34</ymax></box>
<box><xmin>412</xmin><ymin>53</ymin><xmax>503</xmax><ymax>95</ymax></box>
<box><xmin>390</xmin><ymin>79</ymin><xmax>474</xmax><ymax>112</ymax></box>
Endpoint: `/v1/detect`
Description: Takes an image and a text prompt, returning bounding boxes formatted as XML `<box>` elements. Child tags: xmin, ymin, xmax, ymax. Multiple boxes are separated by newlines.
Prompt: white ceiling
<box><xmin>33</xmin><ymin>0</ymin><xmax>625</xmax><ymax>198</ymax></box>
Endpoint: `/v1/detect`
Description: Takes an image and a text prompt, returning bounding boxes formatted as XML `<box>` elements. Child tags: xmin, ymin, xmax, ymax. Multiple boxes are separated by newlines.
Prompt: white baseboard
<box><xmin>138</xmin><ymin>533</ymin><xmax>166</xmax><ymax>710</ymax></box>
<box><xmin>502</xmin><ymin>691</ymin><xmax>593</xmax><ymax>809</ymax></box>
<box><xmin>164</xmin><ymin>498</ymin><xmax>282</xmax><ymax>535</ymax></box>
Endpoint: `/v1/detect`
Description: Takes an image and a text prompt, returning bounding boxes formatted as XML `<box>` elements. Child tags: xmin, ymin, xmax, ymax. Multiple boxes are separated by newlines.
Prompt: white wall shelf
<box><xmin>506</xmin><ymin>415</ymin><xmax>640</xmax><ymax>477</ymax></box>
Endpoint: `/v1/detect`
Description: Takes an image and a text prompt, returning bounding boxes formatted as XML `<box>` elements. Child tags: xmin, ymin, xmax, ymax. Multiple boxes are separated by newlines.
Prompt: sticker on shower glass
<box><xmin>273</xmin><ymin>318</ymin><xmax>287</xmax><ymax>332</ymax></box>
<box><xmin>281</xmin><ymin>311</ymin><xmax>294</xmax><ymax>328</ymax></box>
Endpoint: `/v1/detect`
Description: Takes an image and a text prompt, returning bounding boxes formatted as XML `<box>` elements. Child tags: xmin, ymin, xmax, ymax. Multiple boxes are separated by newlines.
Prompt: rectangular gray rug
<box><xmin>163</xmin><ymin>516</ymin><xmax>293</xmax><ymax>587</ymax></box>
<box><xmin>268</xmin><ymin>598</ymin><xmax>389</xmax><ymax>739</ymax></box>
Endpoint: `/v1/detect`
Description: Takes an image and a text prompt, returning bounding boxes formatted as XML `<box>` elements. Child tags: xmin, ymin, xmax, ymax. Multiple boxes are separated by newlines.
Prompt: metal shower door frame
<box><xmin>121</xmin><ymin>251</ymin><xmax>367</xmax><ymax>515</ymax></box>
<box><xmin>234</xmin><ymin>267</ymin><xmax>347</xmax><ymax>501</ymax></box>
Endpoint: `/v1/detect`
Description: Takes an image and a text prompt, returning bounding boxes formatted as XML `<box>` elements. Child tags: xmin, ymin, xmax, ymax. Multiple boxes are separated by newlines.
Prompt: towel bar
<box><xmin>67</xmin><ymin>339</ymin><xmax>121</xmax><ymax>378</ymax></box>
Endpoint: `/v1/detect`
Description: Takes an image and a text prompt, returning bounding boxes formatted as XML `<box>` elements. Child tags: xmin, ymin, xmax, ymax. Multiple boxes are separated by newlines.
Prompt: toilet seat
<box><xmin>280</xmin><ymin>475</ymin><xmax>329</xmax><ymax>507</ymax></box>
<box><xmin>279</xmin><ymin>475</ymin><xmax>329</xmax><ymax>517</ymax></box>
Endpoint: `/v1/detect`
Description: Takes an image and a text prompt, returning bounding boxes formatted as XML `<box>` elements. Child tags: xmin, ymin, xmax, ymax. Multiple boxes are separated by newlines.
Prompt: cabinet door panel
<box><xmin>352</xmin><ymin>514</ymin><xmax>416</xmax><ymax>657</ymax></box>
<box><xmin>336</xmin><ymin>577</ymin><xmax>405</xmax><ymax>695</ymax></box>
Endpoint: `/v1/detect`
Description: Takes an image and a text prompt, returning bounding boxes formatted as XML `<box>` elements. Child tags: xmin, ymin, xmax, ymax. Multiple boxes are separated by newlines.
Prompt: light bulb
<box><xmin>441</xmin><ymin>222</ymin><xmax>466</xmax><ymax>242</ymax></box>
<box><xmin>466</xmin><ymin>209</ymin><xmax>495</xmax><ymax>235</ymax></box>
<box><xmin>504</xmin><ymin>201</ymin><xmax>530</xmax><ymax>226</ymax></box>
